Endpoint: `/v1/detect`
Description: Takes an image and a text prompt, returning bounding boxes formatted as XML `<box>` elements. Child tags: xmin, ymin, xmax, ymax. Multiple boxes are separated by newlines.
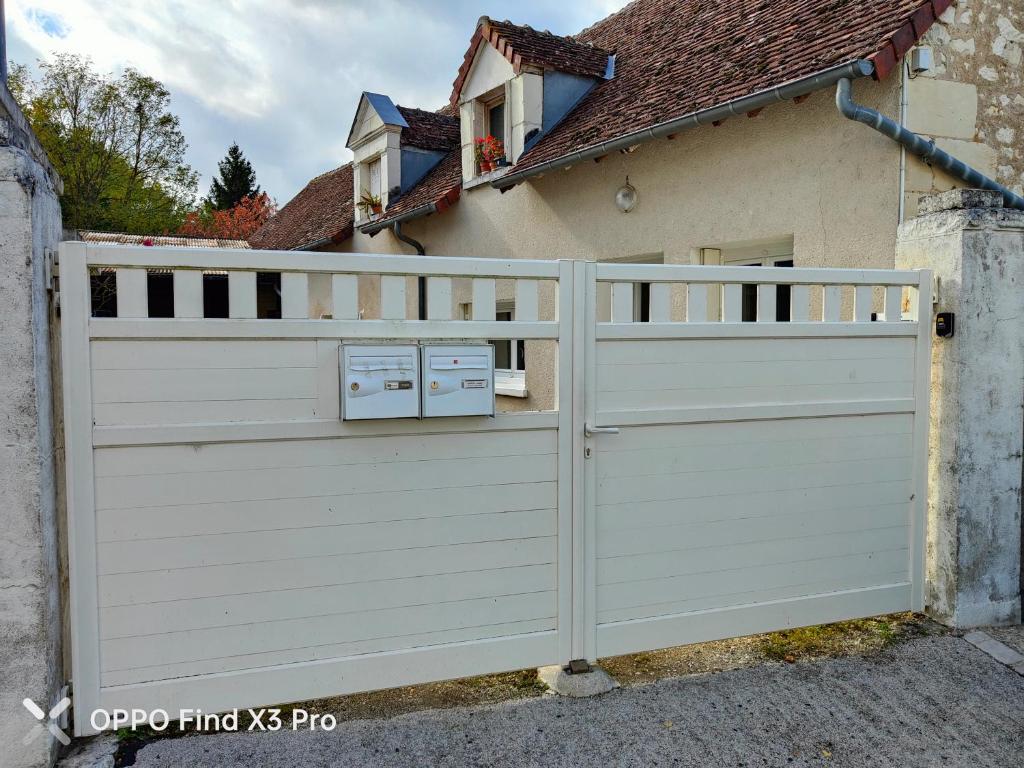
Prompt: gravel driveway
<box><xmin>128</xmin><ymin>634</ymin><xmax>1023</xmax><ymax>767</ymax></box>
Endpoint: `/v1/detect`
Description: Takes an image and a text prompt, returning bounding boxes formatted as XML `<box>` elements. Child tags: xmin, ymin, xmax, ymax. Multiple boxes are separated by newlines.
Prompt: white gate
<box><xmin>59</xmin><ymin>243</ymin><xmax>930</xmax><ymax>735</ymax></box>
<box><xmin>581</xmin><ymin>263</ymin><xmax>932</xmax><ymax>660</ymax></box>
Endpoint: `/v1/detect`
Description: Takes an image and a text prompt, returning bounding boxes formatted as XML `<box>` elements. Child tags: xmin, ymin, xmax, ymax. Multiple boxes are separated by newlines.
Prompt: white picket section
<box><xmin>60</xmin><ymin>242</ymin><xmax>930</xmax><ymax>735</ymax></box>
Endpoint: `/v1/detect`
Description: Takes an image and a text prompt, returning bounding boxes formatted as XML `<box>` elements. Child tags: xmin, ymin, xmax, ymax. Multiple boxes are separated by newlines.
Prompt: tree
<box><xmin>208</xmin><ymin>143</ymin><xmax>260</xmax><ymax>210</ymax></box>
<box><xmin>8</xmin><ymin>54</ymin><xmax>198</xmax><ymax>233</ymax></box>
<box><xmin>178</xmin><ymin>192</ymin><xmax>276</xmax><ymax>240</ymax></box>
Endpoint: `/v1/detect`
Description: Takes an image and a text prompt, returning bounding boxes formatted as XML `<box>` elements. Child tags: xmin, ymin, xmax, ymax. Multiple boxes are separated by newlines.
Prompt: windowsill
<box><xmin>495</xmin><ymin>371</ymin><xmax>527</xmax><ymax>398</ymax></box>
<box><xmin>496</xmin><ymin>385</ymin><xmax>528</xmax><ymax>398</ymax></box>
<box><xmin>464</xmin><ymin>166</ymin><xmax>511</xmax><ymax>191</ymax></box>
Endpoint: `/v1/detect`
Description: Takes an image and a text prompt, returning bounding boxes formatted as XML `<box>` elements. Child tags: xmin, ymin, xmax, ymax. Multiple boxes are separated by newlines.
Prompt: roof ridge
<box><xmin>574</xmin><ymin>0</ymin><xmax>643</xmax><ymax>40</ymax></box>
<box><xmin>308</xmin><ymin>161</ymin><xmax>353</xmax><ymax>183</ymax></box>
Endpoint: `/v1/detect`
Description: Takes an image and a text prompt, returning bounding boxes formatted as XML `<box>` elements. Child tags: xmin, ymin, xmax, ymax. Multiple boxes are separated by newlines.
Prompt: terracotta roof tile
<box><xmin>513</xmin><ymin>0</ymin><xmax>944</xmax><ymax>176</ymax></box>
<box><xmin>79</xmin><ymin>231</ymin><xmax>251</xmax><ymax>249</ymax></box>
<box><xmin>249</xmin><ymin>163</ymin><xmax>354</xmax><ymax>250</ymax></box>
<box><xmin>397</xmin><ymin>106</ymin><xmax>461</xmax><ymax>152</ymax></box>
<box><xmin>451</xmin><ymin>17</ymin><xmax>611</xmax><ymax>105</ymax></box>
<box><xmin>363</xmin><ymin>150</ymin><xmax>462</xmax><ymax>231</ymax></box>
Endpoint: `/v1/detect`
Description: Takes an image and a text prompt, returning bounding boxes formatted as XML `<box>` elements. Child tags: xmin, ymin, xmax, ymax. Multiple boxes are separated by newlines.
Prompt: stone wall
<box><xmin>0</xmin><ymin>81</ymin><xmax>65</xmax><ymax>768</ymax></box>
<box><xmin>907</xmin><ymin>0</ymin><xmax>1024</xmax><ymax>215</ymax></box>
<box><xmin>896</xmin><ymin>189</ymin><xmax>1023</xmax><ymax>627</ymax></box>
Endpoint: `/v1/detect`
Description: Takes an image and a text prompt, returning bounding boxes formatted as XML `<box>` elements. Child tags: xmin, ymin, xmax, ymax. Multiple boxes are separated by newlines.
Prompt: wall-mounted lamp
<box><xmin>615</xmin><ymin>177</ymin><xmax>638</xmax><ymax>213</ymax></box>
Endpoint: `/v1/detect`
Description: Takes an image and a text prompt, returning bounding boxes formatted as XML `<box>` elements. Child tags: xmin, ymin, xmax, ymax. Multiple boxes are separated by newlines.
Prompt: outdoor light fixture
<box><xmin>615</xmin><ymin>178</ymin><xmax>638</xmax><ymax>213</ymax></box>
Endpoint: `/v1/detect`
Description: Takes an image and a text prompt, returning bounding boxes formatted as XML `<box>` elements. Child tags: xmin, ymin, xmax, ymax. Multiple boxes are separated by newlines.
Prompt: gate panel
<box><xmin>585</xmin><ymin>263</ymin><xmax>931</xmax><ymax>660</ymax></box>
<box><xmin>61</xmin><ymin>243</ymin><xmax>574</xmax><ymax>734</ymax></box>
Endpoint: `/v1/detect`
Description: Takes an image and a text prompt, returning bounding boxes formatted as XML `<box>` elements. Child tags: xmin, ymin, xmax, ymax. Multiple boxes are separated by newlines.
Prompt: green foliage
<box><xmin>208</xmin><ymin>142</ymin><xmax>260</xmax><ymax>210</ymax></box>
<box><xmin>9</xmin><ymin>54</ymin><xmax>198</xmax><ymax>233</ymax></box>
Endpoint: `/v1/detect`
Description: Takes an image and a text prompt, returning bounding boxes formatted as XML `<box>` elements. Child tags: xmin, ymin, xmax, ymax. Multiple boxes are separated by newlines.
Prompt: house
<box><xmin>252</xmin><ymin>0</ymin><xmax>1023</xmax><ymax>408</ymax></box>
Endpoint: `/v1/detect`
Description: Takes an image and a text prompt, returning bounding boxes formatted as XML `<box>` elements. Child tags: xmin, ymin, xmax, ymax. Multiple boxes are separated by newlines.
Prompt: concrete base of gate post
<box><xmin>538</xmin><ymin>665</ymin><xmax>620</xmax><ymax>697</ymax></box>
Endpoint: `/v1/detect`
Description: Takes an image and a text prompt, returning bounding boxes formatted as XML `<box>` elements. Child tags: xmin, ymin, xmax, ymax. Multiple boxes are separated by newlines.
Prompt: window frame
<box><xmin>462</xmin><ymin>301</ymin><xmax>527</xmax><ymax>398</ymax></box>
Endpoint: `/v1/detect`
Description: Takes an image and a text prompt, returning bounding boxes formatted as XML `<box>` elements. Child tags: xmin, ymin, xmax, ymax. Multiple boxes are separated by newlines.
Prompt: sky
<box><xmin>6</xmin><ymin>0</ymin><xmax>631</xmax><ymax>204</ymax></box>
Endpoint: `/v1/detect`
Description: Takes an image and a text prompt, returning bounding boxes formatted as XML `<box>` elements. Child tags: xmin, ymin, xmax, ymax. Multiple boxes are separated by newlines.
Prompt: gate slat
<box><xmin>757</xmin><ymin>284</ymin><xmax>777</xmax><ymax>323</ymax></box>
<box><xmin>854</xmin><ymin>285</ymin><xmax>874</xmax><ymax>323</ymax></box>
<box><xmin>116</xmin><ymin>269</ymin><xmax>148</xmax><ymax>318</ymax></box>
<box><xmin>472</xmin><ymin>279</ymin><xmax>496</xmax><ymax>320</ymax></box>
<box><xmin>884</xmin><ymin>285</ymin><xmax>903</xmax><ymax>322</ymax></box>
<box><xmin>611</xmin><ymin>283</ymin><xmax>633</xmax><ymax>323</ymax></box>
<box><xmin>173</xmin><ymin>271</ymin><xmax>203</xmax><ymax>319</ymax></box>
<box><xmin>822</xmin><ymin>285</ymin><xmax>842</xmax><ymax>322</ymax></box>
<box><xmin>427</xmin><ymin>277</ymin><xmax>453</xmax><ymax>320</ymax></box>
<box><xmin>686</xmin><ymin>284</ymin><xmax>707</xmax><ymax>323</ymax></box>
<box><xmin>380</xmin><ymin>275</ymin><xmax>406</xmax><ymax>319</ymax></box>
<box><xmin>515</xmin><ymin>280</ymin><xmax>539</xmax><ymax>322</ymax></box>
<box><xmin>228</xmin><ymin>271</ymin><xmax>257</xmax><ymax>319</ymax></box>
<box><xmin>281</xmin><ymin>273</ymin><xmax>309</xmax><ymax>319</ymax></box>
<box><xmin>722</xmin><ymin>284</ymin><xmax>742</xmax><ymax>322</ymax></box>
<box><xmin>791</xmin><ymin>285</ymin><xmax>810</xmax><ymax>322</ymax></box>
<box><xmin>331</xmin><ymin>275</ymin><xmax>359</xmax><ymax>320</ymax></box>
<box><xmin>650</xmin><ymin>284</ymin><xmax>671</xmax><ymax>322</ymax></box>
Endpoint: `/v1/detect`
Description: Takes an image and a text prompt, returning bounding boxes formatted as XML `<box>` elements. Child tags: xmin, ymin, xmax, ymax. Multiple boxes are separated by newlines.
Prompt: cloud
<box><xmin>6</xmin><ymin>0</ymin><xmax>631</xmax><ymax>203</ymax></box>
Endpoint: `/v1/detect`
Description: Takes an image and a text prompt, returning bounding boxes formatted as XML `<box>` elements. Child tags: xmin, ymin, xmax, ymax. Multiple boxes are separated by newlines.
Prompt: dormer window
<box><xmin>487</xmin><ymin>96</ymin><xmax>505</xmax><ymax>145</ymax></box>
<box><xmin>451</xmin><ymin>17</ymin><xmax>612</xmax><ymax>185</ymax></box>
<box><xmin>367</xmin><ymin>157</ymin><xmax>382</xmax><ymax>198</ymax></box>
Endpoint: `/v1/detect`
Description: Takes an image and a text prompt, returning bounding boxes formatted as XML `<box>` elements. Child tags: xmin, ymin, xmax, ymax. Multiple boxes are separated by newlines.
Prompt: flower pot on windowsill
<box><xmin>371</xmin><ymin>203</ymin><xmax>383</xmax><ymax>216</ymax></box>
<box><xmin>479</xmin><ymin>160</ymin><xmax>494</xmax><ymax>174</ymax></box>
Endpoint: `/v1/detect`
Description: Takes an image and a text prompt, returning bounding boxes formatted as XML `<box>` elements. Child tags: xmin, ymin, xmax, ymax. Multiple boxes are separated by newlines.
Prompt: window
<box><xmin>487</xmin><ymin>98</ymin><xmax>505</xmax><ymax>145</ymax></box>
<box><xmin>462</xmin><ymin>301</ymin><xmax>527</xmax><ymax>398</ymax></box>
<box><xmin>367</xmin><ymin>157</ymin><xmax>382</xmax><ymax>199</ymax></box>
<box><xmin>727</xmin><ymin>256</ymin><xmax>794</xmax><ymax>322</ymax></box>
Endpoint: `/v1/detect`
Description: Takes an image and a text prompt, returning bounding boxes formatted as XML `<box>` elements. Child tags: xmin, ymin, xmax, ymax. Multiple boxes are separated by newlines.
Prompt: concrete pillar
<box><xmin>1</xmin><ymin>85</ymin><xmax>65</xmax><ymax>767</ymax></box>
<box><xmin>896</xmin><ymin>189</ymin><xmax>1023</xmax><ymax>628</ymax></box>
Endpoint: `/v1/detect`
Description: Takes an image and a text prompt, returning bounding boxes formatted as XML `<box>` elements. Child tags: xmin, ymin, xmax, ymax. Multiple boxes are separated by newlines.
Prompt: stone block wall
<box><xmin>906</xmin><ymin>1</ymin><xmax>1024</xmax><ymax>216</ymax></box>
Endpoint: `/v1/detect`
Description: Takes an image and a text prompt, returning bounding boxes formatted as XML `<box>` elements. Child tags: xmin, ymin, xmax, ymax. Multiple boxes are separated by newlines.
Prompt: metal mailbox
<box><xmin>421</xmin><ymin>344</ymin><xmax>495</xmax><ymax>418</ymax></box>
<box><xmin>340</xmin><ymin>344</ymin><xmax>420</xmax><ymax>420</ymax></box>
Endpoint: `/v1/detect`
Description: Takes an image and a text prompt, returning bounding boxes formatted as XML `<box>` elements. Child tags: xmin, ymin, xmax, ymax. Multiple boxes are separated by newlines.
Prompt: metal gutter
<box><xmin>359</xmin><ymin>201</ymin><xmax>439</xmax><ymax>236</ymax></box>
<box><xmin>492</xmin><ymin>59</ymin><xmax>876</xmax><ymax>190</ymax></box>
<box><xmin>837</xmin><ymin>77</ymin><xmax>1024</xmax><ymax>211</ymax></box>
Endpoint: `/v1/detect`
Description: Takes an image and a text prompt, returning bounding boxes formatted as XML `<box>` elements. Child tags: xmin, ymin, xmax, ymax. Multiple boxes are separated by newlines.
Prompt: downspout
<box><xmin>392</xmin><ymin>221</ymin><xmax>428</xmax><ymax>320</ymax></box>
<box><xmin>837</xmin><ymin>77</ymin><xmax>1024</xmax><ymax>211</ymax></box>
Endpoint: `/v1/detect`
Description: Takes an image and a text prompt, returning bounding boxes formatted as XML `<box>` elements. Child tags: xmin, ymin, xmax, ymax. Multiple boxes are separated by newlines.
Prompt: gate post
<box><xmin>896</xmin><ymin>189</ymin><xmax>1024</xmax><ymax>628</ymax></box>
<box><xmin>0</xmin><ymin>86</ymin><xmax>65</xmax><ymax>766</ymax></box>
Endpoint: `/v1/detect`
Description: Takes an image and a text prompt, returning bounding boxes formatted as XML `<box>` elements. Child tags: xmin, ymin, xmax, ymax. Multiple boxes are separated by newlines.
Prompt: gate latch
<box><xmin>584</xmin><ymin>424</ymin><xmax>620</xmax><ymax>437</ymax></box>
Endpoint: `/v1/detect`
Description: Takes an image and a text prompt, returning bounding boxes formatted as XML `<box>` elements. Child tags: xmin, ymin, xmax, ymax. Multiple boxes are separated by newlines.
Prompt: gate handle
<box><xmin>585</xmin><ymin>424</ymin><xmax>620</xmax><ymax>437</ymax></box>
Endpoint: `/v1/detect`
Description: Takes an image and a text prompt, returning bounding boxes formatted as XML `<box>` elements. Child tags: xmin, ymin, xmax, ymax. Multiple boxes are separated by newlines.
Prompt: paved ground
<box><xmin>125</xmin><ymin>634</ymin><xmax>1023</xmax><ymax>768</ymax></box>
<box><xmin>987</xmin><ymin>623</ymin><xmax>1024</xmax><ymax>656</ymax></box>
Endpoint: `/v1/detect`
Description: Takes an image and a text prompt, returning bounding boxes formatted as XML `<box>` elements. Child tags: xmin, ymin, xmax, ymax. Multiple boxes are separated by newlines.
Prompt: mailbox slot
<box><xmin>340</xmin><ymin>344</ymin><xmax>420</xmax><ymax>420</ymax></box>
<box><xmin>421</xmin><ymin>344</ymin><xmax>495</xmax><ymax>418</ymax></box>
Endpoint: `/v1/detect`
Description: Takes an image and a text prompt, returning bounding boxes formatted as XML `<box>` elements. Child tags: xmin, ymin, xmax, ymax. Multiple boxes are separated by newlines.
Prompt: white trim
<box><xmin>58</xmin><ymin>242</ymin><xmax>102</xmax><ymax>736</ymax></box>
<box><xmin>597</xmin><ymin>322</ymin><xmax>919</xmax><ymax>340</ymax></box>
<box><xmin>81</xmin><ymin>246</ymin><xmax>561</xmax><ymax>279</ymax></box>
<box><xmin>90</xmin><ymin>319</ymin><xmax>559</xmax><ymax>341</ymax></box>
<box><xmin>595</xmin><ymin>263</ymin><xmax>921</xmax><ymax>286</ymax></box>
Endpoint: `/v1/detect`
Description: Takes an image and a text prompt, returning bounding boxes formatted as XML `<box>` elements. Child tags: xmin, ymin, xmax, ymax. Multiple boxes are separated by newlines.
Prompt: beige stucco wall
<box><xmin>906</xmin><ymin>0</ymin><xmax>1024</xmax><ymax>216</ymax></box>
<box><xmin>328</xmin><ymin>75</ymin><xmax>904</xmax><ymax>410</ymax></box>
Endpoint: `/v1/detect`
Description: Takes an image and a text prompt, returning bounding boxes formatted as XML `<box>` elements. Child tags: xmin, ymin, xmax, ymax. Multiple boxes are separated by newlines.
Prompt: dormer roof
<box><xmin>346</xmin><ymin>92</ymin><xmax>408</xmax><ymax>149</ymax></box>
<box><xmin>396</xmin><ymin>105</ymin><xmax>460</xmax><ymax>153</ymax></box>
<box><xmin>450</xmin><ymin>16</ymin><xmax>612</xmax><ymax>105</ymax></box>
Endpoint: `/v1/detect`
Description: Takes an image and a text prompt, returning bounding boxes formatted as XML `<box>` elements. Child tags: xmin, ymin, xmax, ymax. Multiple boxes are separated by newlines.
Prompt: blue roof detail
<box><xmin>363</xmin><ymin>93</ymin><xmax>409</xmax><ymax>128</ymax></box>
